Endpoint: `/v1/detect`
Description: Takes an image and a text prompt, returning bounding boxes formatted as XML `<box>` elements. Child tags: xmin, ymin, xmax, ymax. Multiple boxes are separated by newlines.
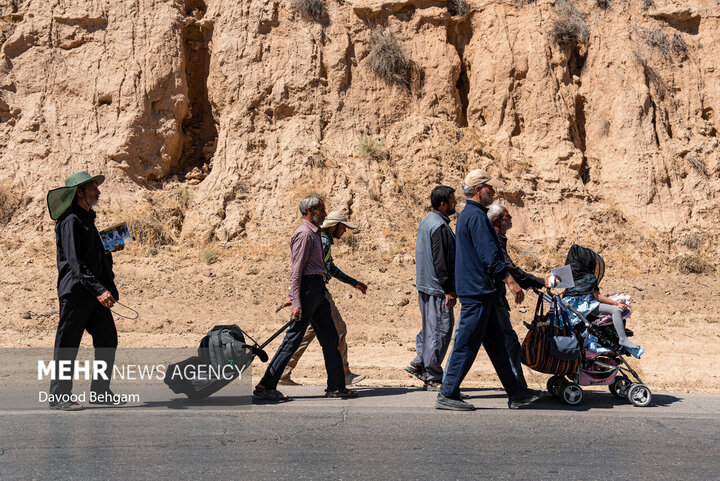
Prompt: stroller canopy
<box><xmin>563</xmin><ymin>244</ymin><xmax>605</xmax><ymax>296</ymax></box>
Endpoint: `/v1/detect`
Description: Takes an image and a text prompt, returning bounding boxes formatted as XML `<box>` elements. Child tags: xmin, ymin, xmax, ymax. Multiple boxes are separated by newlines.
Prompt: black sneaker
<box><xmin>405</xmin><ymin>362</ymin><xmax>426</xmax><ymax>382</ymax></box>
<box><xmin>49</xmin><ymin>401</ymin><xmax>84</xmax><ymax>411</ymax></box>
<box><xmin>435</xmin><ymin>393</ymin><xmax>475</xmax><ymax>411</ymax></box>
<box><xmin>89</xmin><ymin>390</ymin><xmax>127</xmax><ymax>406</ymax></box>
<box><xmin>508</xmin><ymin>389</ymin><xmax>543</xmax><ymax>409</ymax></box>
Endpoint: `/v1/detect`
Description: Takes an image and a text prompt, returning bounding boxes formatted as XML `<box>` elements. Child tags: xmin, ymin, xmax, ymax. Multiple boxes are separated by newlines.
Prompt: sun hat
<box><xmin>321</xmin><ymin>211</ymin><xmax>358</xmax><ymax>230</ymax></box>
<box><xmin>46</xmin><ymin>171</ymin><xmax>105</xmax><ymax>220</ymax></box>
<box><xmin>462</xmin><ymin>169</ymin><xmax>506</xmax><ymax>190</ymax></box>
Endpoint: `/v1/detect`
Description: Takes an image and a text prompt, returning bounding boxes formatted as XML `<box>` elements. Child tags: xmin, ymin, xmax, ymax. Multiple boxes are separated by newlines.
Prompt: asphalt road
<box><xmin>1</xmin><ymin>386</ymin><xmax>718</xmax><ymax>480</ymax></box>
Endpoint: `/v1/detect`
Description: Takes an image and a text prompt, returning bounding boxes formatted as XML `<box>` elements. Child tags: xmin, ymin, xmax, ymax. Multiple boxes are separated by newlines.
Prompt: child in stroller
<box><xmin>561</xmin><ymin>244</ymin><xmax>644</xmax><ymax>359</ymax></box>
<box><xmin>531</xmin><ymin>289</ymin><xmax>651</xmax><ymax>407</ymax></box>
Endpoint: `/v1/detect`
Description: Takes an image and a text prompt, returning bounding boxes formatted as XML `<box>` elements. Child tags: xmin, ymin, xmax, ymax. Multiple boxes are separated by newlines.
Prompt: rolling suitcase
<box><xmin>164</xmin><ymin>317</ymin><xmax>294</xmax><ymax>400</ymax></box>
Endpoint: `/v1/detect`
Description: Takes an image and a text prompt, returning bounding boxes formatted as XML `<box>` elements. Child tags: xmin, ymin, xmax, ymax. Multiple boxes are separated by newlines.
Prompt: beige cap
<box><xmin>463</xmin><ymin>169</ymin><xmax>506</xmax><ymax>189</ymax></box>
<box><xmin>321</xmin><ymin>211</ymin><xmax>358</xmax><ymax>230</ymax></box>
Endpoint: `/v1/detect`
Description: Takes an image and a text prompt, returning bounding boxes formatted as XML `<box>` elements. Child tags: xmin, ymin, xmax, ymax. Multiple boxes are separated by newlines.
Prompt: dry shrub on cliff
<box><xmin>647</xmin><ymin>30</ymin><xmax>670</xmax><ymax>56</ymax></box>
<box><xmin>200</xmin><ymin>248</ymin><xmax>218</xmax><ymax>265</ymax></box>
<box><xmin>686</xmin><ymin>152</ymin><xmax>707</xmax><ymax>176</ymax></box>
<box><xmin>550</xmin><ymin>0</ymin><xmax>589</xmax><ymax>47</ymax></box>
<box><xmin>293</xmin><ymin>0</ymin><xmax>327</xmax><ymax>21</ymax></box>
<box><xmin>357</xmin><ymin>132</ymin><xmax>389</xmax><ymax>161</ymax></box>
<box><xmin>675</xmin><ymin>255</ymin><xmax>714</xmax><ymax>274</ymax></box>
<box><xmin>671</xmin><ymin>34</ymin><xmax>687</xmax><ymax>55</ymax></box>
<box><xmin>595</xmin><ymin>0</ymin><xmax>611</xmax><ymax>9</ymax></box>
<box><xmin>125</xmin><ymin>188</ymin><xmax>192</xmax><ymax>249</ymax></box>
<box><xmin>367</xmin><ymin>28</ymin><xmax>409</xmax><ymax>86</ymax></box>
<box><xmin>447</xmin><ymin>0</ymin><xmax>469</xmax><ymax>17</ymax></box>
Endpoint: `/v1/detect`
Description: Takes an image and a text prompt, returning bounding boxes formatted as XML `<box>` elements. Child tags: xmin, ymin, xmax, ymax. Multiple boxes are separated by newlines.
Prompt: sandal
<box><xmin>253</xmin><ymin>385</ymin><xmax>289</xmax><ymax>401</ymax></box>
<box><xmin>325</xmin><ymin>389</ymin><xmax>358</xmax><ymax>398</ymax></box>
<box><xmin>49</xmin><ymin>401</ymin><xmax>84</xmax><ymax>411</ymax></box>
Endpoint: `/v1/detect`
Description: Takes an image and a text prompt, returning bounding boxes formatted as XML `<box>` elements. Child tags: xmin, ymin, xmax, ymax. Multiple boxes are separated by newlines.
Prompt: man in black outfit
<box><xmin>46</xmin><ymin>171</ymin><xmax>123</xmax><ymax>411</ymax></box>
<box><xmin>487</xmin><ymin>203</ymin><xmax>553</xmax><ymax>392</ymax></box>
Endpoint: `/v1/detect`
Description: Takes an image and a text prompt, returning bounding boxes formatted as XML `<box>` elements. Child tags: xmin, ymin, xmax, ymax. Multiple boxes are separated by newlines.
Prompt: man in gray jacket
<box><xmin>406</xmin><ymin>186</ymin><xmax>457</xmax><ymax>390</ymax></box>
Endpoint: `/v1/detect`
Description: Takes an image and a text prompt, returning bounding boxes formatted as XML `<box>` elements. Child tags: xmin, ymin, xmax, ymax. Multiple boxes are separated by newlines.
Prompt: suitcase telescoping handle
<box><xmin>259</xmin><ymin>316</ymin><xmax>297</xmax><ymax>350</ymax></box>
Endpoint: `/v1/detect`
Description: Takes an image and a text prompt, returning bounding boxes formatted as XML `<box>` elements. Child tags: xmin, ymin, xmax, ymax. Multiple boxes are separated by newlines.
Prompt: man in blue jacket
<box><xmin>436</xmin><ymin>169</ymin><xmax>542</xmax><ymax>411</ymax></box>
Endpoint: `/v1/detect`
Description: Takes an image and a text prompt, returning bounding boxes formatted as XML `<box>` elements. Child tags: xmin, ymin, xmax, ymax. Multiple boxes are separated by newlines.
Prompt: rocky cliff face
<box><xmin>1</xmin><ymin>0</ymin><xmax>718</xmax><ymax>269</ymax></box>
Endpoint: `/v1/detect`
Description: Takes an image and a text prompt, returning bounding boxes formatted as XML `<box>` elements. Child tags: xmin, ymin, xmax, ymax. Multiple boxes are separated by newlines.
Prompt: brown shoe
<box><xmin>278</xmin><ymin>377</ymin><xmax>302</xmax><ymax>386</ymax></box>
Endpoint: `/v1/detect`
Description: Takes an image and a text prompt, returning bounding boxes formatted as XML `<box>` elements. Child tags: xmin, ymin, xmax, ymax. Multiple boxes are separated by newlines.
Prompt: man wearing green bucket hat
<box><xmin>46</xmin><ymin>171</ymin><xmax>122</xmax><ymax>411</ymax></box>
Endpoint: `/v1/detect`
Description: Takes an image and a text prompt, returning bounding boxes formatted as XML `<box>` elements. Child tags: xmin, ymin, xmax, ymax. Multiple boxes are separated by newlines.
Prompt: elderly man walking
<box><xmin>487</xmin><ymin>203</ymin><xmax>554</xmax><ymax>389</ymax></box>
<box><xmin>405</xmin><ymin>186</ymin><xmax>457</xmax><ymax>391</ymax></box>
<box><xmin>46</xmin><ymin>171</ymin><xmax>123</xmax><ymax>411</ymax></box>
<box><xmin>436</xmin><ymin>169</ymin><xmax>542</xmax><ymax>411</ymax></box>
<box><xmin>254</xmin><ymin>195</ymin><xmax>358</xmax><ymax>401</ymax></box>
<box><xmin>279</xmin><ymin>211</ymin><xmax>367</xmax><ymax>386</ymax></box>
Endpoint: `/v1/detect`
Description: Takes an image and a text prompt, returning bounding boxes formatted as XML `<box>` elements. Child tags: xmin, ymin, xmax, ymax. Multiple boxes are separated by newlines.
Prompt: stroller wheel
<box><xmin>609</xmin><ymin>375</ymin><xmax>631</xmax><ymax>399</ymax></box>
<box><xmin>561</xmin><ymin>381</ymin><xmax>583</xmax><ymax>406</ymax></box>
<box><xmin>627</xmin><ymin>383</ymin><xmax>652</xmax><ymax>407</ymax></box>
<box><xmin>547</xmin><ymin>376</ymin><xmax>564</xmax><ymax>398</ymax></box>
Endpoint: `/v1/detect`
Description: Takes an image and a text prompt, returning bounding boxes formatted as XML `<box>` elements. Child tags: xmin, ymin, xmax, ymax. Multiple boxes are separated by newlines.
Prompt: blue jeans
<box><xmin>441</xmin><ymin>298</ymin><xmax>524</xmax><ymax>400</ymax></box>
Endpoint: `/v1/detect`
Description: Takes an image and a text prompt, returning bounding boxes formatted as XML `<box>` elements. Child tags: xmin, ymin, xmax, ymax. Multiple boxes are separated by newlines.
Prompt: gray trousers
<box><xmin>412</xmin><ymin>291</ymin><xmax>454</xmax><ymax>383</ymax></box>
<box><xmin>495</xmin><ymin>304</ymin><xmax>527</xmax><ymax>389</ymax></box>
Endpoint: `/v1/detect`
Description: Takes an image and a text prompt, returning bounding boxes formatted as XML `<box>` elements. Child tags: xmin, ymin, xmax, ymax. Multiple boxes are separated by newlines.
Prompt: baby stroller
<box><xmin>522</xmin><ymin>289</ymin><xmax>652</xmax><ymax>407</ymax></box>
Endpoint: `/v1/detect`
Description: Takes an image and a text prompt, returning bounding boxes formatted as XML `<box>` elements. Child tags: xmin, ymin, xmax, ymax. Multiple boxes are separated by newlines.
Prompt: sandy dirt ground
<box><xmin>1</xmin><ymin>238</ymin><xmax>719</xmax><ymax>394</ymax></box>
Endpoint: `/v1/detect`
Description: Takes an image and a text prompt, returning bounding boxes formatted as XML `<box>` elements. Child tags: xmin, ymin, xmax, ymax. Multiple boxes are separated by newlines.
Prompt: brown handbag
<box><xmin>521</xmin><ymin>294</ymin><xmax>580</xmax><ymax>376</ymax></box>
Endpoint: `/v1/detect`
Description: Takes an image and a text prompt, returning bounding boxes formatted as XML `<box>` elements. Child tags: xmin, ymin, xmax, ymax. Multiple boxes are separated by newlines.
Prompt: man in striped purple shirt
<box><xmin>254</xmin><ymin>195</ymin><xmax>358</xmax><ymax>401</ymax></box>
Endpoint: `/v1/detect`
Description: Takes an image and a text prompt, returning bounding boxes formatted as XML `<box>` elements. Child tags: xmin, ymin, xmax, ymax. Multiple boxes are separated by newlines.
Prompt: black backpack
<box><xmin>199</xmin><ymin>324</ymin><xmax>252</xmax><ymax>367</ymax></box>
<box><xmin>164</xmin><ymin>325</ymin><xmax>254</xmax><ymax>400</ymax></box>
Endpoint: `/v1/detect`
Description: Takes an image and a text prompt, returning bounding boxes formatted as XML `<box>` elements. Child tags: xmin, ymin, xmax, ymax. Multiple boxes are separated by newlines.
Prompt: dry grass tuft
<box><xmin>595</xmin><ymin>0</ymin><xmax>611</xmax><ymax>9</ymax></box>
<box><xmin>550</xmin><ymin>0</ymin><xmax>589</xmax><ymax>47</ymax></box>
<box><xmin>201</xmin><ymin>248</ymin><xmax>219</xmax><ymax>264</ymax></box>
<box><xmin>647</xmin><ymin>29</ymin><xmax>670</xmax><ymax>56</ymax></box>
<box><xmin>293</xmin><ymin>0</ymin><xmax>327</xmax><ymax>21</ymax></box>
<box><xmin>671</xmin><ymin>33</ymin><xmax>687</xmax><ymax>56</ymax></box>
<box><xmin>367</xmin><ymin>27</ymin><xmax>409</xmax><ymax>86</ymax></box>
<box><xmin>686</xmin><ymin>152</ymin><xmax>707</xmax><ymax>176</ymax></box>
<box><xmin>357</xmin><ymin>132</ymin><xmax>389</xmax><ymax>161</ymax></box>
<box><xmin>447</xmin><ymin>0</ymin><xmax>469</xmax><ymax>16</ymax></box>
<box><xmin>675</xmin><ymin>255</ymin><xmax>714</xmax><ymax>274</ymax></box>
<box><xmin>123</xmin><ymin>188</ymin><xmax>193</xmax><ymax>249</ymax></box>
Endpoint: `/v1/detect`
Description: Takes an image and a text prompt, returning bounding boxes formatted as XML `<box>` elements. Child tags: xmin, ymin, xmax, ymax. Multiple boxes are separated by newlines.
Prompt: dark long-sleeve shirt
<box><xmin>321</xmin><ymin>231</ymin><xmax>359</xmax><ymax>287</ymax></box>
<box><xmin>55</xmin><ymin>205</ymin><xmax>118</xmax><ymax>300</ymax></box>
<box><xmin>496</xmin><ymin>231</ymin><xmax>544</xmax><ymax>310</ymax></box>
<box><xmin>430</xmin><ymin>210</ymin><xmax>455</xmax><ymax>294</ymax></box>
<box><xmin>289</xmin><ymin>220</ymin><xmax>328</xmax><ymax>309</ymax></box>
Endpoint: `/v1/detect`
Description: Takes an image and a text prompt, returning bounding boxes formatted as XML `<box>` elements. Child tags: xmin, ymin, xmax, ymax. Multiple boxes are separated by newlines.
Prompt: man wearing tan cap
<box><xmin>436</xmin><ymin>169</ymin><xmax>543</xmax><ymax>411</ymax></box>
<box><xmin>279</xmin><ymin>211</ymin><xmax>368</xmax><ymax>386</ymax></box>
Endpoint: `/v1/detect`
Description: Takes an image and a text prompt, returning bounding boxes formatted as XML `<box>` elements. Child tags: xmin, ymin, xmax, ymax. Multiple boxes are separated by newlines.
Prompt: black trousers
<box><xmin>49</xmin><ymin>293</ymin><xmax>118</xmax><ymax>397</ymax></box>
<box><xmin>259</xmin><ymin>275</ymin><xmax>346</xmax><ymax>391</ymax></box>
